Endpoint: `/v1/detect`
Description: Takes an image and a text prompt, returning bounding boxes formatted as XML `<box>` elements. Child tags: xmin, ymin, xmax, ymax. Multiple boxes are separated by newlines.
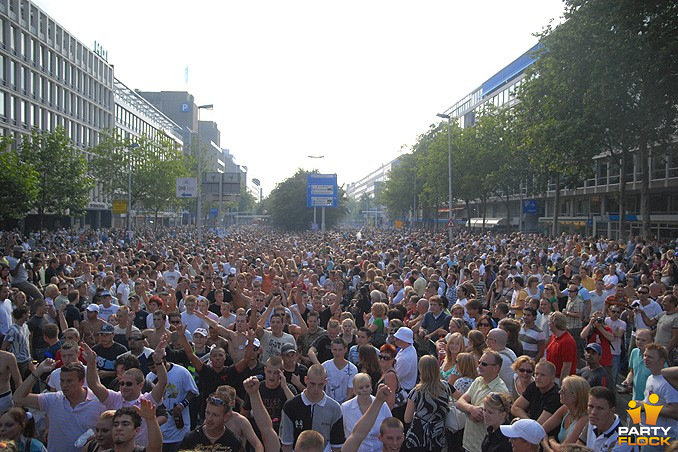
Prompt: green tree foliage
<box><xmin>0</xmin><ymin>137</ymin><xmax>39</xmax><ymax>220</ymax></box>
<box><xmin>525</xmin><ymin>0</ymin><xmax>678</xmax><ymax>238</ymax></box>
<box><xmin>89</xmin><ymin>132</ymin><xmax>189</xmax><ymax>221</ymax></box>
<box><xmin>267</xmin><ymin>170</ymin><xmax>347</xmax><ymax>231</ymax></box>
<box><xmin>19</xmin><ymin>128</ymin><xmax>93</xmax><ymax>230</ymax></box>
<box><xmin>380</xmin><ymin>153</ymin><xmax>418</xmax><ymax>221</ymax></box>
<box><xmin>238</xmin><ymin>184</ymin><xmax>257</xmax><ymax>213</ymax></box>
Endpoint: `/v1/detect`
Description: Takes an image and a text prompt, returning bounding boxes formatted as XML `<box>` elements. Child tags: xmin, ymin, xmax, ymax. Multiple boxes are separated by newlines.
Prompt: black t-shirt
<box><xmin>319</xmin><ymin>307</ymin><xmax>332</xmax><ymax>329</ymax></box>
<box><xmin>311</xmin><ymin>335</ymin><xmax>334</xmax><ymax>363</ymax></box>
<box><xmin>283</xmin><ymin>363</ymin><xmax>308</xmax><ymax>388</ymax></box>
<box><xmin>232</xmin><ymin>363</ymin><xmax>264</xmax><ymax>401</ymax></box>
<box><xmin>197</xmin><ymin>364</ymin><xmax>241</xmax><ymax>401</ymax></box>
<box><xmin>207</xmin><ymin>288</ymin><xmax>233</xmax><ymax>304</ymax></box>
<box><xmin>133</xmin><ymin>310</ymin><xmax>149</xmax><ymax>330</ymax></box>
<box><xmin>27</xmin><ymin>315</ymin><xmax>49</xmax><ymax>352</ymax></box>
<box><xmin>92</xmin><ymin>342</ymin><xmax>128</xmax><ymax>386</ymax></box>
<box><xmin>577</xmin><ymin>366</ymin><xmax>608</xmax><ymax>389</ymax></box>
<box><xmin>65</xmin><ymin>305</ymin><xmax>81</xmax><ymax>328</ymax></box>
<box><xmin>180</xmin><ymin>425</ymin><xmax>243</xmax><ymax>451</ymax></box>
<box><xmin>522</xmin><ymin>382</ymin><xmax>562</xmax><ymax>438</ymax></box>
<box><xmin>243</xmin><ymin>383</ymin><xmax>298</xmax><ymax>432</ymax></box>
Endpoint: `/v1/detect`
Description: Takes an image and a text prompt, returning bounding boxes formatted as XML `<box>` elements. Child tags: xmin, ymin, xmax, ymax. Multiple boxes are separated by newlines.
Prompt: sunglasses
<box><xmin>518</xmin><ymin>368</ymin><xmax>533</xmax><ymax>374</ymax></box>
<box><xmin>611</xmin><ymin>310</ymin><xmax>621</xmax><ymax>314</ymax></box>
<box><xmin>568</xmin><ymin>289</ymin><xmax>578</xmax><ymax>293</ymax></box>
<box><xmin>170</xmin><ymin>320</ymin><xmax>182</xmax><ymax>324</ymax></box>
<box><xmin>638</xmin><ymin>291</ymin><xmax>649</xmax><ymax>294</ymax></box>
<box><xmin>207</xmin><ymin>396</ymin><xmax>227</xmax><ymax>406</ymax></box>
<box><xmin>120</xmin><ymin>381</ymin><xmax>138</xmax><ymax>387</ymax></box>
<box><xmin>129</xmin><ymin>337</ymin><xmax>144</xmax><ymax>341</ymax></box>
<box><xmin>478</xmin><ymin>323</ymin><xmax>491</xmax><ymax>327</ymax></box>
<box><xmin>489</xmin><ymin>392</ymin><xmax>509</xmax><ymax>412</ymax></box>
<box><xmin>379</xmin><ymin>355</ymin><xmax>393</xmax><ymax>360</ymax></box>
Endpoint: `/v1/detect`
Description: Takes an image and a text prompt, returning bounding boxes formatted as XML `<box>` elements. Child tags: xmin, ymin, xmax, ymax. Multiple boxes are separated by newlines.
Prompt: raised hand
<box><xmin>35</xmin><ymin>358</ymin><xmax>57</xmax><ymax>376</ymax></box>
<box><xmin>135</xmin><ymin>398</ymin><xmax>157</xmax><ymax>420</ymax></box>
<box><xmin>80</xmin><ymin>342</ymin><xmax>98</xmax><ymax>366</ymax></box>
<box><xmin>375</xmin><ymin>383</ymin><xmax>392</xmax><ymax>403</ymax></box>
<box><xmin>243</xmin><ymin>376</ymin><xmax>260</xmax><ymax>395</ymax></box>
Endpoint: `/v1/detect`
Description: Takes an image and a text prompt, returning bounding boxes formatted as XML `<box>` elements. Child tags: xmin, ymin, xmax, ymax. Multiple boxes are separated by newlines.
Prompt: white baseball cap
<box><xmin>500</xmin><ymin>419</ymin><xmax>546</xmax><ymax>445</ymax></box>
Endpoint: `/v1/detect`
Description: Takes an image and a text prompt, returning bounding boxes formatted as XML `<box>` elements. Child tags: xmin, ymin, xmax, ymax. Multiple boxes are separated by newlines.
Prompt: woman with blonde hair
<box><xmin>510</xmin><ymin>356</ymin><xmax>535</xmax><ymax>400</ymax></box>
<box><xmin>451</xmin><ymin>352</ymin><xmax>478</xmax><ymax>400</ymax></box>
<box><xmin>540</xmin><ymin>375</ymin><xmax>590</xmax><ymax>445</ymax></box>
<box><xmin>481</xmin><ymin>392</ymin><xmax>513</xmax><ymax>452</ymax></box>
<box><xmin>440</xmin><ymin>332</ymin><xmax>464</xmax><ymax>385</ymax></box>
<box><xmin>404</xmin><ymin>355</ymin><xmax>452</xmax><ymax>452</ymax></box>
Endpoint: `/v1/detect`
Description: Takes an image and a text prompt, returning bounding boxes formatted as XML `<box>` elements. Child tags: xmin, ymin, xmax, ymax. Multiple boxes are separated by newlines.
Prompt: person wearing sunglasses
<box><xmin>541</xmin><ymin>375</ymin><xmax>590</xmax><ymax>447</ymax></box>
<box><xmin>457</xmin><ymin>350</ymin><xmax>509</xmax><ymax>452</ymax></box>
<box><xmin>627</xmin><ymin>284</ymin><xmax>663</xmax><ymax>352</ymax></box>
<box><xmin>510</xmin><ymin>356</ymin><xmax>535</xmax><ymax>400</ymax></box>
<box><xmin>511</xmin><ymin>360</ymin><xmax>562</xmax><ymax>438</ymax></box>
<box><xmin>179</xmin><ymin>393</ymin><xmax>244</xmax><ymax>451</ymax></box>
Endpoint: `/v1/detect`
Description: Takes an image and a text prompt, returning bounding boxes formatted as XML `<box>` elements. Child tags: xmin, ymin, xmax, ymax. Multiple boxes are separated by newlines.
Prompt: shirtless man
<box><xmin>0</xmin><ymin>350</ymin><xmax>22</xmax><ymax>412</ymax></box>
<box><xmin>143</xmin><ymin>310</ymin><xmax>171</xmax><ymax>349</ymax></box>
<box><xmin>196</xmin><ymin>308</ymin><xmax>249</xmax><ymax>364</ymax></box>
<box><xmin>216</xmin><ymin>385</ymin><xmax>263</xmax><ymax>452</ymax></box>
<box><xmin>80</xmin><ymin>304</ymin><xmax>106</xmax><ymax>347</ymax></box>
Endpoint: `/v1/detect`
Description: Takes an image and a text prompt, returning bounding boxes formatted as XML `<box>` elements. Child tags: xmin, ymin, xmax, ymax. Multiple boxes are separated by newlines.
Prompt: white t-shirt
<box><xmin>341</xmin><ymin>396</ymin><xmax>392</xmax><ymax>452</ymax></box>
<box><xmin>633</xmin><ymin>300</ymin><xmax>663</xmax><ymax>334</ymax></box>
<box><xmin>589</xmin><ymin>290</ymin><xmax>608</xmax><ymax>315</ymax></box>
<box><xmin>643</xmin><ymin>374</ymin><xmax>678</xmax><ymax>435</ymax></box>
<box><xmin>116</xmin><ymin>283</ymin><xmax>132</xmax><ymax>306</ymax></box>
<box><xmin>322</xmin><ymin>359</ymin><xmax>358</xmax><ymax>404</ymax></box>
<box><xmin>605</xmin><ymin>317</ymin><xmax>626</xmax><ymax>356</ymax></box>
<box><xmin>181</xmin><ymin>312</ymin><xmax>207</xmax><ymax>335</ymax></box>
<box><xmin>603</xmin><ymin>274</ymin><xmax>619</xmax><ymax>288</ymax></box>
<box><xmin>98</xmin><ymin>304</ymin><xmax>119</xmax><ymax>323</ymax></box>
<box><xmin>162</xmin><ymin>270</ymin><xmax>181</xmax><ymax>289</ymax></box>
<box><xmin>148</xmin><ymin>363</ymin><xmax>198</xmax><ymax>443</ymax></box>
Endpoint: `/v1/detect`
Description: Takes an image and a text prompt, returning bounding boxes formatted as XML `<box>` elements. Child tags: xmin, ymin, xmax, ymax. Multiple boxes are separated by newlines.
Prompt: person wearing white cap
<box><xmin>393</xmin><ymin>327</ymin><xmax>417</xmax><ymax>394</ymax></box>
<box><xmin>499</xmin><ymin>418</ymin><xmax>546</xmax><ymax>451</ymax></box>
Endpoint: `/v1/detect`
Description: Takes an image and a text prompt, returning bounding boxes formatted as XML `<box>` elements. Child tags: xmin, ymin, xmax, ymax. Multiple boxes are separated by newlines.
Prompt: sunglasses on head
<box><xmin>489</xmin><ymin>392</ymin><xmax>508</xmax><ymax>411</ymax></box>
<box><xmin>207</xmin><ymin>396</ymin><xmax>227</xmax><ymax>406</ymax></box>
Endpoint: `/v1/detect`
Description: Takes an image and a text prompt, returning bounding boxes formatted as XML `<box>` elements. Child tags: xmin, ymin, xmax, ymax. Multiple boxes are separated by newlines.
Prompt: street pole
<box><xmin>437</xmin><ymin>113</ymin><xmax>453</xmax><ymax>244</ymax></box>
<box><xmin>127</xmin><ymin>143</ymin><xmax>140</xmax><ymax>238</ymax></box>
<box><xmin>321</xmin><ymin>207</ymin><xmax>325</xmax><ymax>233</ymax></box>
<box><xmin>196</xmin><ymin>104</ymin><xmax>213</xmax><ymax>241</ymax></box>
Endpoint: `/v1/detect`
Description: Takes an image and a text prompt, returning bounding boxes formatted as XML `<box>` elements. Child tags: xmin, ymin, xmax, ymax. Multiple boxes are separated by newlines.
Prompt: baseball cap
<box><xmin>75</xmin><ymin>280</ymin><xmax>87</xmax><ymax>289</ymax></box>
<box><xmin>86</xmin><ymin>304</ymin><xmax>100</xmax><ymax>312</ymax></box>
<box><xmin>281</xmin><ymin>343</ymin><xmax>297</xmax><ymax>355</ymax></box>
<box><xmin>585</xmin><ymin>343</ymin><xmax>603</xmax><ymax>355</ymax></box>
<box><xmin>194</xmin><ymin>328</ymin><xmax>208</xmax><ymax>337</ymax></box>
<box><xmin>12</xmin><ymin>246</ymin><xmax>25</xmax><ymax>253</ymax></box>
<box><xmin>500</xmin><ymin>419</ymin><xmax>546</xmax><ymax>445</ymax></box>
<box><xmin>393</xmin><ymin>327</ymin><xmax>414</xmax><ymax>344</ymax></box>
<box><xmin>100</xmin><ymin>290</ymin><xmax>111</xmax><ymax>297</ymax></box>
<box><xmin>98</xmin><ymin>324</ymin><xmax>115</xmax><ymax>335</ymax></box>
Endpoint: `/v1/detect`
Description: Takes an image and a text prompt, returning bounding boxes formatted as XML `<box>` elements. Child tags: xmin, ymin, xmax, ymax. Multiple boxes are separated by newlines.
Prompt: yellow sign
<box><xmin>112</xmin><ymin>200</ymin><xmax>128</xmax><ymax>214</ymax></box>
<box><xmin>394</xmin><ymin>220</ymin><xmax>403</xmax><ymax>229</ymax></box>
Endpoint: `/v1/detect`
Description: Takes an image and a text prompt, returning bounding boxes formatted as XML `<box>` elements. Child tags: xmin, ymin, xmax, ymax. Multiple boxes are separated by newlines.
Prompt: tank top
<box><xmin>558</xmin><ymin>412</ymin><xmax>576</xmax><ymax>443</ymax></box>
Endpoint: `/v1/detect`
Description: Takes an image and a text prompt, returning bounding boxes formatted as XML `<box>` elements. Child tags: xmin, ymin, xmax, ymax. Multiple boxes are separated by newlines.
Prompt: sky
<box><xmin>33</xmin><ymin>0</ymin><xmax>565</xmax><ymax>197</ymax></box>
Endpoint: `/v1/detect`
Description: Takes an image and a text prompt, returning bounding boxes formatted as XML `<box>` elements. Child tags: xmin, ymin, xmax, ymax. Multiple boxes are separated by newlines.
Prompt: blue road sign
<box><xmin>307</xmin><ymin>174</ymin><xmax>338</xmax><ymax>208</ymax></box>
<box><xmin>523</xmin><ymin>199</ymin><xmax>537</xmax><ymax>214</ymax></box>
<box><xmin>209</xmin><ymin>208</ymin><xmax>218</xmax><ymax>218</ymax></box>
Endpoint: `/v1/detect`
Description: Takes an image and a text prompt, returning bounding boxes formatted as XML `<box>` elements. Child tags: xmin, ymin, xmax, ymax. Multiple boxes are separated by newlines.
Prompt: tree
<box><xmin>267</xmin><ymin>170</ymin><xmax>347</xmax><ymax>231</ymax></box>
<box><xmin>527</xmin><ymin>0</ymin><xmax>678</xmax><ymax>239</ymax></box>
<box><xmin>90</xmin><ymin>132</ymin><xmax>189</xmax><ymax>224</ymax></box>
<box><xmin>380</xmin><ymin>152</ymin><xmax>419</xmax><ymax>223</ymax></box>
<box><xmin>19</xmin><ymin>128</ymin><xmax>93</xmax><ymax>231</ymax></box>
<box><xmin>0</xmin><ymin>137</ymin><xmax>38</xmax><ymax>220</ymax></box>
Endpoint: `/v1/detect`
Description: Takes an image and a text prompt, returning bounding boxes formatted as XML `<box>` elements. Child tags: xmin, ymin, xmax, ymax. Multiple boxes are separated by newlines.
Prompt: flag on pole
<box><xmin>185</xmin><ymin>66</ymin><xmax>189</xmax><ymax>84</ymax></box>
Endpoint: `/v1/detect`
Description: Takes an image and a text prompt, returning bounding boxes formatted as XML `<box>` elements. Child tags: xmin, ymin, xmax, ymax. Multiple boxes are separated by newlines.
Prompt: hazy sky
<box><xmin>34</xmin><ymin>0</ymin><xmax>564</xmax><ymax>196</ymax></box>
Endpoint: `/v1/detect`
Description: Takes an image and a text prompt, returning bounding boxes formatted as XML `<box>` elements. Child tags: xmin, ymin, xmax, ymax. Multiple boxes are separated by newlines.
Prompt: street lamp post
<box><xmin>127</xmin><ymin>143</ymin><xmax>140</xmax><ymax>238</ymax></box>
<box><xmin>196</xmin><ymin>104</ymin><xmax>214</xmax><ymax>241</ymax></box>
<box><xmin>436</xmin><ymin>112</ymin><xmax>453</xmax><ymax>244</ymax></box>
<box><xmin>307</xmin><ymin>156</ymin><xmax>325</xmax><ymax>228</ymax></box>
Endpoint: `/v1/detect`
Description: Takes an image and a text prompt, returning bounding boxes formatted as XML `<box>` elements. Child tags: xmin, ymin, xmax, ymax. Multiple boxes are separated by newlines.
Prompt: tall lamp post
<box><xmin>436</xmin><ymin>112</ymin><xmax>453</xmax><ymax>244</ymax></box>
<box><xmin>126</xmin><ymin>143</ymin><xmax>140</xmax><ymax>237</ymax></box>
<box><xmin>196</xmin><ymin>104</ymin><xmax>213</xmax><ymax>241</ymax></box>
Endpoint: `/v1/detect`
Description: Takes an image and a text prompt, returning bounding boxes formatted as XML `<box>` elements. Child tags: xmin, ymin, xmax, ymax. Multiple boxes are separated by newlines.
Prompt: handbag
<box><xmin>446</xmin><ymin>397</ymin><xmax>467</xmax><ymax>433</ymax></box>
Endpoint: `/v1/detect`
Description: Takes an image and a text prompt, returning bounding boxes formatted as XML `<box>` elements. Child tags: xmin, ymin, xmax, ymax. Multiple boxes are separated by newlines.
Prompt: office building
<box><xmin>346</xmin><ymin>157</ymin><xmax>400</xmax><ymax>226</ymax></box>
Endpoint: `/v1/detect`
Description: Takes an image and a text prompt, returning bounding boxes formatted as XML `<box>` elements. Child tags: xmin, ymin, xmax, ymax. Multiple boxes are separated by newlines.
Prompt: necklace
<box><xmin>203</xmin><ymin>425</ymin><xmax>225</xmax><ymax>442</ymax></box>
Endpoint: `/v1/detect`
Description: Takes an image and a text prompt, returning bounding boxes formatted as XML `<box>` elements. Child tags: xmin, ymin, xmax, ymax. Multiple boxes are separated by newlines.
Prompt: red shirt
<box><xmin>586</xmin><ymin>326</ymin><xmax>613</xmax><ymax>367</ymax></box>
<box><xmin>546</xmin><ymin>331</ymin><xmax>577</xmax><ymax>377</ymax></box>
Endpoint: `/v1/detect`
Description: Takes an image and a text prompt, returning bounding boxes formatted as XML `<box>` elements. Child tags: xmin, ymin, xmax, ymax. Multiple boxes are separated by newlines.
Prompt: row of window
<box><xmin>115</xmin><ymin>104</ymin><xmax>171</xmax><ymax>143</ymax></box>
<box><xmin>1</xmin><ymin>5</ymin><xmax>112</xmax><ymax>84</ymax></box>
<box><xmin>1</xmin><ymin>52</ymin><xmax>112</xmax><ymax>109</ymax></box>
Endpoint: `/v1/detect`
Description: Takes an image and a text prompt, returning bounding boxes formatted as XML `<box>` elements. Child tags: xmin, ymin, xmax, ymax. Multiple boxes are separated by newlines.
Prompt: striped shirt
<box><xmin>519</xmin><ymin>324</ymin><xmax>546</xmax><ymax>359</ymax></box>
<box><xmin>37</xmin><ymin>388</ymin><xmax>105</xmax><ymax>452</ymax></box>
<box><xmin>4</xmin><ymin>323</ymin><xmax>31</xmax><ymax>363</ymax></box>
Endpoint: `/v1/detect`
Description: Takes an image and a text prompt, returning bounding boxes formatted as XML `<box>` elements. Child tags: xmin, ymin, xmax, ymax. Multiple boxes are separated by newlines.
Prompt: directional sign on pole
<box><xmin>176</xmin><ymin>178</ymin><xmax>197</xmax><ymax>198</ymax></box>
<box><xmin>307</xmin><ymin>174</ymin><xmax>337</xmax><ymax>208</ymax></box>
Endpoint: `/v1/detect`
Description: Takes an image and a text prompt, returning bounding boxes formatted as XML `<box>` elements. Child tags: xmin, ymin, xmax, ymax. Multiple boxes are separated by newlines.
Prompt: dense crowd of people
<box><xmin>0</xmin><ymin>225</ymin><xmax>676</xmax><ymax>452</ymax></box>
